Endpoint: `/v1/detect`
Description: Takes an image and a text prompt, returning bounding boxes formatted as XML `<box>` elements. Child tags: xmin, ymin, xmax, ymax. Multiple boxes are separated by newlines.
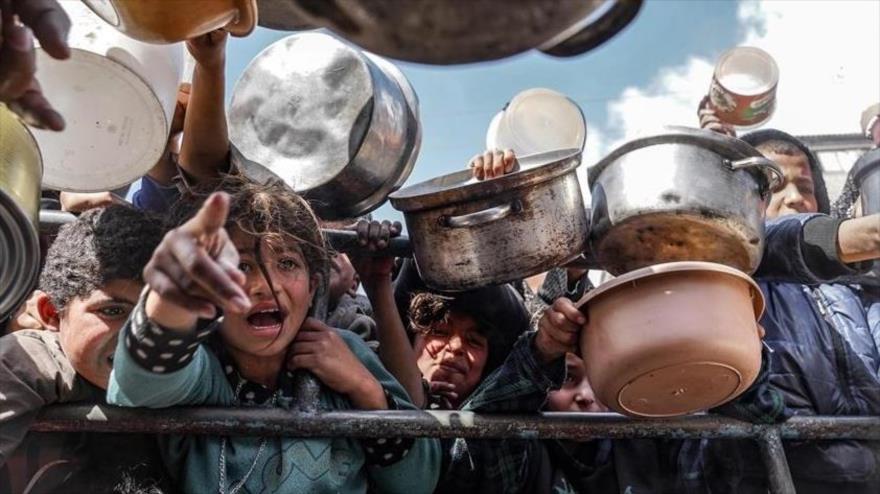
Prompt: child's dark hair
<box><xmin>169</xmin><ymin>175</ymin><xmax>330</xmax><ymax>282</ymax></box>
<box><xmin>39</xmin><ymin>205</ymin><xmax>164</xmax><ymax>311</ymax></box>
<box><xmin>408</xmin><ymin>287</ymin><xmax>530</xmax><ymax>376</ymax></box>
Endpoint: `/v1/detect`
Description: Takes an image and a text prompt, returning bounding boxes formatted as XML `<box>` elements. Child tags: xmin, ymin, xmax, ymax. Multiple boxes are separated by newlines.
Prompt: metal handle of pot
<box><xmin>728</xmin><ymin>157</ymin><xmax>784</xmax><ymax>192</ymax></box>
<box><xmin>444</xmin><ymin>201</ymin><xmax>519</xmax><ymax>228</ymax></box>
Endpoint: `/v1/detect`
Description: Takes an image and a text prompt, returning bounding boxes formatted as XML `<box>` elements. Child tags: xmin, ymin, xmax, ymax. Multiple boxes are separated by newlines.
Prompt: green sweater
<box><xmin>107</xmin><ymin>307</ymin><xmax>440</xmax><ymax>494</ymax></box>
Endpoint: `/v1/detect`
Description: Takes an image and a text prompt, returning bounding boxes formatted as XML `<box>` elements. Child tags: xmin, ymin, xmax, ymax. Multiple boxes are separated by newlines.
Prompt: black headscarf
<box><xmin>393</xmin><ymin>259</ymin><xmax>530</xmax><ymax>376</ymax></box>
<box><xmin>741</xmin><ymin>129</ymin><xmax>830</xmax><ymax>214</ymax></box>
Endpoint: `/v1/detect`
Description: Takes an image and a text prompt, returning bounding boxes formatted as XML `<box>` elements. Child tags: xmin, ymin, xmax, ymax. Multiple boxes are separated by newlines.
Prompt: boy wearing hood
<box><xmin>693</xmin><ymin>128</ymin><xmax>880</xmax><ymax>494</ymax></box>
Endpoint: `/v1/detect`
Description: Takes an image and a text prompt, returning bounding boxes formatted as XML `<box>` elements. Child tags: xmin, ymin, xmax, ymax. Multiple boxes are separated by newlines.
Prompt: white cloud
<box><xmin>603</xmin><ymin>0</ymin><xmax>880</xmax><ymax>149</ymax></box>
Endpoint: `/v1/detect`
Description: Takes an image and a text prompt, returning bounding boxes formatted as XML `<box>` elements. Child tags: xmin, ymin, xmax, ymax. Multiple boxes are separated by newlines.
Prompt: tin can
<box><xmin>709</xmin><ymin>47</ymin><xmax>778</xmax><ymax>128</ymax></box>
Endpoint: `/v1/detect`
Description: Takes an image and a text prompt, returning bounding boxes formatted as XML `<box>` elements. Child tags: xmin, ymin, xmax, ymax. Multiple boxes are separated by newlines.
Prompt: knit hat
<box><xmin>741</xmin><ymin>129</ymin><xmax>830</xmax><ymax>214</ymax></box>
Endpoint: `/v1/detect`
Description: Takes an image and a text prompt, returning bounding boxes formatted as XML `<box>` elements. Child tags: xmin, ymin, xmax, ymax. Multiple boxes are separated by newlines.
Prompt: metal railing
<box><xmin>32</xmin><ymin>405</ymin><xmax>880</xmax><ymax>494</ymax></box>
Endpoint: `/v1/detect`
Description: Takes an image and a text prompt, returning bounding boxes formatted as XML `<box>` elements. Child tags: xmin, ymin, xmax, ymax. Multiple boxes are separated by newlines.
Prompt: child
<box><xmin>107</xmin><ymin>178</ymin><xmax>440</xmax><ymax>494</ymax></box>
<box><xmin>0</xmin><ymin>205</ymin><xmax>169</xmax><ymax>493</ymax></box>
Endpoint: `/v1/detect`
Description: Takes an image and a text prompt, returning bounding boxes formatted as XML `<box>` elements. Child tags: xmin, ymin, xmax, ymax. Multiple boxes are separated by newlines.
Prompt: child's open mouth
<box><xmin>247</xmin><ymin>308</ymin><xmax>284</xmax><ymax>331</ymax></box>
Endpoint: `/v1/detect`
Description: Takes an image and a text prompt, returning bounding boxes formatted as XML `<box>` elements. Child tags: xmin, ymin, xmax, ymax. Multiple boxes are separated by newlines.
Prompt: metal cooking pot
<box><xmin>229</xmin><ymin>32</ymin><xmax>418</xmax><ymax>220</ymax></box>
<box><xmin>256</xmin><ymin>0</ymin><xmax>640</xmax><ymax>64</ymax></box>
<box><xmin>0</xmin><ymin>107</ymin><xmax>42</xmax><ymax>319</ymax></box>
<box><xmin>588</xmin><ymin>126</ymin><xmax>782</xmax><ymax>275</ymax></box>
<box><xmin>390</xmin><ymin>149</ymin><xmax>587</xmax><ymax>291</ymax></box>
<box><xmin>82</xmin><ymin>0</ymin><xmax>257</xmax><ymax>44</ymax></box>
<box><xmin>851</xmin><ymin>148</ymin><xmax>880</xmax><ymax>215</ymax></box>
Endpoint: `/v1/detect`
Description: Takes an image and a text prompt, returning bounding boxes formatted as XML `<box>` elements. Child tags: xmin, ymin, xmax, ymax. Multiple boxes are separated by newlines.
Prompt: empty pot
<box><xmin>578</xmin><ymin>261</ymin><xmax>765</xmax><ymax>418</ymax></box>
<box><xmin>33</xmin><ymin>2</ymin><xmax>184</xmax><ymax>192</ymax></box>
<box><xmin>229</xmin><ymin>32</ymin><xmax>419</xmax><ymax>220</ymax></box>
<box><xmin>0</xmin><ymin>107</ymin><xmax>42</xmax><ymax>320</ymax></box>
<box><xmin>390</xmin><ymin>149</ymin><xmax>587</xmax><ymax>291</ymax></box>
<box><xmin>82</xmin><ymin>0</ymin><xmax>258</xmax><ymax>43</ymax></box>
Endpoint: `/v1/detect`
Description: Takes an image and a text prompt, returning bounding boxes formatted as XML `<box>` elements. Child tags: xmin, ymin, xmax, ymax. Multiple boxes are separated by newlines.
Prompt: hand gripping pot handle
<box><xmin>727</xmin><ymin>156</ymin><xmax>784</xmax><ymax>194</ymax></box>
<box><xmin>444</xmin><ymin>200</ymin><xmax>521</xmax><ymax>228</ymax></box>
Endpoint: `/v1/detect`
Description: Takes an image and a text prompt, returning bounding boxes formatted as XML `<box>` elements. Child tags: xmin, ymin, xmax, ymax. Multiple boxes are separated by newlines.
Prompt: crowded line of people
<box><xmin>3</xmin><ymin>2</ymin><xmax>880</xmax><ymax>493</ymax></box>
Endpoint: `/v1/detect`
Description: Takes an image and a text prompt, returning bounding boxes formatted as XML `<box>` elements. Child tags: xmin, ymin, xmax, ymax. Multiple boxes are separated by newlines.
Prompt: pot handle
<box><xmin>728</xmin><ymin>157</ymin><xmax>784</xmax><ymax>192</ymax></box>
<box><xmin>444</xmin><ymin>201</ymin><xmax>519</xmax><ymax>228</ymax></box>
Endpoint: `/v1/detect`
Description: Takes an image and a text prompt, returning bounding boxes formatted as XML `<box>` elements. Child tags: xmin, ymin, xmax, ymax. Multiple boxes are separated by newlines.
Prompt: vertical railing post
<box><xmin>757</xmin><ymin>429</ymin><xmax>796</xmax><ymax>494</ymax></box>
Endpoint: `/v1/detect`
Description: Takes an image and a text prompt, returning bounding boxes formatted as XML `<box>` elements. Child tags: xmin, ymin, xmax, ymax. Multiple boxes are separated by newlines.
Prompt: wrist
<box><xmin>533</xmin><ymin>331</ymin><xmax>562</xmax><ymax>364</ymax></box>
<box><xmin>347</xmin><ymin>372</ymin><xmax>388</xmax><ymax>410</ymax></box>
<box><xmin>145</xmin><ymin>290</ymin><xmax>199</xmax><ymax>332</ymax></box>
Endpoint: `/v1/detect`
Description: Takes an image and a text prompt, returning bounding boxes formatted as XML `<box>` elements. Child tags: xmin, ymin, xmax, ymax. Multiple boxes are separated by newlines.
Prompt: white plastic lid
<box><xmin>32</xmin><ymin>49</ymin><xmax>169</xmax><ymax>191</ymax></box>
<box><xmin>497</xmin><ymin>88</ymin><xmax>586</xmax><ymax>155</ymax></box>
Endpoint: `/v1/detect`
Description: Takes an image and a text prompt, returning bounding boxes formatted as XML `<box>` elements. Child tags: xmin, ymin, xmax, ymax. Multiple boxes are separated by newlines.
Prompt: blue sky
<box><xmin>220</xmin><ymin>1</ymin><xmax>878</xmax><ymax>224</ymax></box>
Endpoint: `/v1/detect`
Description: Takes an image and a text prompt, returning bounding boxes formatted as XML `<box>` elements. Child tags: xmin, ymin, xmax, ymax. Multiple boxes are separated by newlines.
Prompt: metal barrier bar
<box><xmin>32</xmin><ymin>406</ymin><xmax>880</xmax><ymax>441</ymax></box>
<box><xmin>34</xmin><ymin>407</ymin><xmax>880</xmax><ymax>494</ymax></box>
<box><xmin>757</xmin><ymin>430</ymin><xmax>796</xmax><ymax>494</ymax></box>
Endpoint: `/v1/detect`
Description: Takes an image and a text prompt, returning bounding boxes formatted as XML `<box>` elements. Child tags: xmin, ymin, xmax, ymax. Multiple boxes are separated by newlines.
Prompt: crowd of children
<box><xmin>3</xmin><ymin>3</ymin><xmax>880</xmax><ymax>493</ymax></box>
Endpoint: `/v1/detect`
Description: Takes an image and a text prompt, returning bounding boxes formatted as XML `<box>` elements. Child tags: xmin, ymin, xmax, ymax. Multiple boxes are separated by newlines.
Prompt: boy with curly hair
<box><xmin>0</xmin><ymin>205</ymin><xmax>169</xmax><ymax>493</ymax></box>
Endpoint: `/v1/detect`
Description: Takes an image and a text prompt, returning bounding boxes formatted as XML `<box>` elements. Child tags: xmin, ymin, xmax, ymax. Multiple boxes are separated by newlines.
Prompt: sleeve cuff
<box><xmin>360</xmin><ymin>387</ymin><xmax>415</xmax><ymax>466</ymax></box>
<box><xmin>124</xmin><ymin>290</ymin><xmax>217</xmax><ymax>374</ymax></box>
<box><xmin>802</xmin><ymin>215</ymin><xmax>872</xmax><ymax>280</ymax></box>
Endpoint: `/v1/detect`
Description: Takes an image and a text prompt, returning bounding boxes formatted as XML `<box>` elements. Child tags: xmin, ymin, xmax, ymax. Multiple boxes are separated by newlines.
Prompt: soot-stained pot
<box><xmin>390</xmin><ymin>149</ymin><xmax>588</xmax><ymax>291</ymax></box>
<box><xmin>588</xmin><ymin>126</ymin><xmax>782</xmax><ymax>275</ymax></box>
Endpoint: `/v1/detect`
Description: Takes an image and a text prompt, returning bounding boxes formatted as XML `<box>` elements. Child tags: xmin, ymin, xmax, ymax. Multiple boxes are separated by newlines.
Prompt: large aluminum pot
<box><xmin>255</xmin><ymin>0</ymin><xmax>640</xmax><ymax>64</ymax></box>
<box><xmin>390</xmin><ymin>149</ymin><xmax>587</xmax><ymax>291</ymax></box>
<box><xmin>578</xmin><ymin>261</ymin><xmax>764</xmax><ymax>418</ymax></box>
<box><xmin>33</xmin><ymin>2</ymin><xmax>184</xmax><ymax>192</ymax></box>
<box><xmin>0</xmin><ymin>107</ymin><xmax>42</xmax><ymax>319</ymax></box>
<box><xmin>588</xmin><ymin>127</ymin><xmax>782</xmax><ymax>275</ymax></box>
<box><xmin>82</xmin><ymin>0</ymin><xmax>257</xmax><ymax>44</ymax></box>
<box><xmin>229</xmin><ymin>32</ymin><xmax>418</xmax><ymax>220</ymax></box>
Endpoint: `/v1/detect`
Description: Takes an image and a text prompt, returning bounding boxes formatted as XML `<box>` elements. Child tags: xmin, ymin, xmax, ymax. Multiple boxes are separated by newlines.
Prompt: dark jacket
<box><xmin>696</xmin><ymin>212</ymin><xmax>880</xmax><ymax>494</ymax></box>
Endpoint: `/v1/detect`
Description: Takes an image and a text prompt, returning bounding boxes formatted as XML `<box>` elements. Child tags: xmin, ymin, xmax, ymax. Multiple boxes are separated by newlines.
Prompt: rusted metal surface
<box><xmin>757</xmin><ymin>430</ymin><xmax>796</xmax><ymax>494</ymax></box>
<box><xmin>31</xmin><ymin>407</ymin><xmax>880</xmax><ymax>441</ymax></box>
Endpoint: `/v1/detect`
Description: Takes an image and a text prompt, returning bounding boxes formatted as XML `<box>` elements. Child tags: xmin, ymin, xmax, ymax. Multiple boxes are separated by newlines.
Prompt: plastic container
<box><xmin>31</xmin><ymin>2</ymin><xmax>184</xmax><ymax>192</ymax></box>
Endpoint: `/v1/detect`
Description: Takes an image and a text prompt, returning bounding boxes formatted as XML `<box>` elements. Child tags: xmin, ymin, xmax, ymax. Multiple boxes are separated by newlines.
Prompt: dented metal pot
<box><xmin>588</xmin><ymin>127</ymin><xmax>782</xmax><ymax>275</ymax></box>
<box><xmin>390</xmin><ymin>149</ymin><xmax>587</xmax><ymax>291</ymax></box>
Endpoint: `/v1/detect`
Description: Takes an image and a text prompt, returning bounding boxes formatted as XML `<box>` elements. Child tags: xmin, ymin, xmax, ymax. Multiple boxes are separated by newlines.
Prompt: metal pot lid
<box><xmin>577</xmin><ymin>261</ymin><xmax>764</xmax><ymax>319</ymax></box>
<box><xmin>588</xmin><ymin>126</ymin><xmax>767</xmax><ymax>186</ymax></box>
<box><xmin>389</xmin><ymin>148</ymin><xmax>581</xmax><ymax>212</ymax></box>
<box><xmin>229</xmin><ymin>32</ymin><xmax>376</xmax><ymax>193</ymax></box>
<box><xmin>851</xmin><ymin>148</ymin><xmax>880</xmax><ymax>187</ymax></box>
<box><xmin>255</xmin><ymin>0</ymin><xmax>627</xmax><ymax>64</ymax></box>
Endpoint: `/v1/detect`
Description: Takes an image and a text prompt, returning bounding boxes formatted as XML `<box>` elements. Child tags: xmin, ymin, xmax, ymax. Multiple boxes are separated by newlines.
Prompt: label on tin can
<box><xmin>709</xmin><ymin>74</ymin><xmax>776</xmax><ymax>127</ymax></box>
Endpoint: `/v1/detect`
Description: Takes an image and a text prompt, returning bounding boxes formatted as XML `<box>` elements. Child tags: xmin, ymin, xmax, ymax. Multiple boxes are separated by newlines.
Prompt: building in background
<box><xmin>801</xmin><ymin>133</ymin><xmax>874</xmax><ymax>201</ymax></box>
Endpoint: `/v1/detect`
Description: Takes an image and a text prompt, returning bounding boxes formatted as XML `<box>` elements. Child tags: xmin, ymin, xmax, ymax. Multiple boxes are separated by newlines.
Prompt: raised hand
<box><xmin>143</xmin><ymin>192</ymin><xmax>250</xmax><ymax>322</ymax></box>
<box><xmin>185</xmin><ymin>29</ymin><xmax>227</xmax><ymax>69</ymax></box>
<box><xmin>535</xmin><ymin>297</ymin><xmax>586</xmax><ymax>363</ymax></box>
<box><xmin>469</xmin><ymin>148</ymin><xmax>518</xmax><ymax>180</ymax></box>
<box><xmin>288</xmin><ymin>317</ymin><xmax>388</xmax><ymax>409</ymax></box>
<box><xmin>350</xmin><ymin>219</ymin><xmax>403</xmax><ymax>287</ymax></box>
<box><xmin>0</xmin><ymin>0</ymin><xmax>71</xmax><ymax>130</ymax></box>
<box><xmin>697</xmin><ymin>95</ymin><xmax>737</xmax><ymax>138</ymax></box>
